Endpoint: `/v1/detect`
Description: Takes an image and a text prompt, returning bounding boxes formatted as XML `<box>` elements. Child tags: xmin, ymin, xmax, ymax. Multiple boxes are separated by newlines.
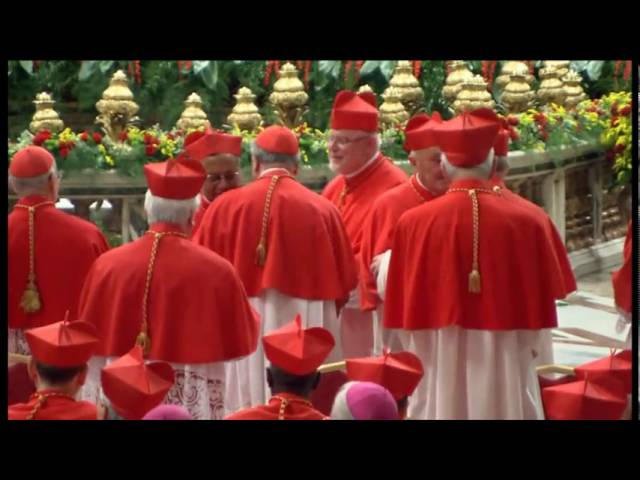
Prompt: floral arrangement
<box><xmin>8</xmin><ymin>90</ymin><xmax>631</xmax><ymax>185</ymax></box>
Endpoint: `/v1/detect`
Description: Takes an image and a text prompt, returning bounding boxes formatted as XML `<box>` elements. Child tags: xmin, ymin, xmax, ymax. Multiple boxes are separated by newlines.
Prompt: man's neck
<box><xmin>344</xmin><ymin>151</ymin><xmax>380</xmax><ymax>179</ymax></box>
<box><xmin>36</xmin><ymin>381</ymin><xmax>78</xmax><ymax>398</ymax></box>
<box><xmin>270</xmin><ymin>387</ymin><xmax>310</xmax><ymax>399</ymax></box>
<box><xmin>259</xmin><ymin>165</ymin><xmax>293</xmax><ymax>177</ymax></box>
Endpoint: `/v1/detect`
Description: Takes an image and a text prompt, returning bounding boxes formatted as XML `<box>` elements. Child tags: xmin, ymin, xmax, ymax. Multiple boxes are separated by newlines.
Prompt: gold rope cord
<box><xmin>256</xmin><ymin>175</ymin><xmax>282</xmax><ymax>267</ymax></box>
<box><xmin>15</xmin><ymin>201</ymin><xmax>54</xmax><ymax>313</ymax></box>
<box><xmin>137</xmin><ymin>230</ymin><xmax>187</xmax><ymax>355</ymax></box>
<box><xmin>446</xmin><ymin>188</ymin><xmax>496</xmax><ymax>293</ymax></box>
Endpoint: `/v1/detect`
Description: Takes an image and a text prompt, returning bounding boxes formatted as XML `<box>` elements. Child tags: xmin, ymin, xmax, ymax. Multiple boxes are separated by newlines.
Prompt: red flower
<box><xmin>611</xmin><ymin>117</ymin><xmax>619</xmax><ymax>127</ymax></box>
<box><xmin>611</xmin><ymin>103</ymin><xmax>618</xmax><ymax>116</ymax></box>
<box><xmin>80</xmin><ymin>131</ymin><xmax>89</xmax><ymax>142</ymax></box>
<box><xmin>507</xmin><ymin>116</ymin><xmax>519</xmax><ymax>126</ymax></box>
<box><xmin>534</xmin><ymin>112</ymin><xmax>547</xmax><ymax>126</ymax></box>
<box><xmin>32</xmin><ymin>129</ymin><xmax>52</xmax><ymax>146</ymax></box>
<box><xmin>509</xmin><ymin>129</ymin><xmax>519</xmax><ymax>141</ymax></box>
<box><xmin>59</xmin><ymin>147</ymin><xmax>69</xmax><ymax>158</ymax></box>
<box><xmin>613</xmin><ymin>143</ymin><xmax>625</xmax><ymax>154</ymax></box>
<box><xmin>92</xmin><ymin>132</ymin><xmax>102</xmax><ymax>144</ymax></box>
<box><xmin>144</xmin><ymin>133</ymin><xmax>154</xmax><ymax>144</ymax></box>
<box><xmin>619</xmin><ymin>105</ymin><xmax>631</xmax><ymax>116</ymax></box>
<box><xmin>540</xmin><ymin>131</ymin><xmax>549</xmax><ymax>141</ymax></box>
<box><xmin>166</xmin><ymin>133</ymin><xmax>175</xmax><ymax>140</ymax></box>
<box><xmin>606</xmin><ymin>150</ymin><xmax>615</xmax><ymax>162</ymax></box>
<box><xmin>145</xmin><ymin>145</ymin><xmax>157</xmax><ymax>156</ymax></box>
<box><xmin>119</xmin><ymin>131</ymin><xmax>129</xmax><ymax>142</ymax></box>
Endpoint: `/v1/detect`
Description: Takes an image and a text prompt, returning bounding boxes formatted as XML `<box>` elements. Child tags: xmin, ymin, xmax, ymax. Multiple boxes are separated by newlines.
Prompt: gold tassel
<box><xmin>255</xmin><ymin>243</ymin><xmax>267</xmax><ymax>267</ymax></box>
<box><xmin>20</xmin><ymin>281</ymin><xmax>41</xmax><ymax>313</ymax></box>
<box><xmin>136</xmin><ymin>331</ymin><xmax>151</xmax><ymax>356</ymax></box>
<box><xmin>468</xmin><ymin>269</ymin><xmax>481</xmax><ymax>294</ymax></box>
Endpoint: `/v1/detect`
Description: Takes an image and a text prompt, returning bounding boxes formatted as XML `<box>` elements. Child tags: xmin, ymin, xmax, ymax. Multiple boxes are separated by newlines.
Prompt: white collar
<box><xmin>344</xmin><ymin>151</ymin><xmax>380</xmax><ymax>179</ymax></box>
<box><xmin>414</xmin><ymin>173</ymin><xmax>436</xmax><ymax>196</ymax></box>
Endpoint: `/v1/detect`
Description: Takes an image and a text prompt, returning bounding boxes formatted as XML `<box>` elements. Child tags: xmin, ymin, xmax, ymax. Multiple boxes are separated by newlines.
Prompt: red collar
<box><xmin>147</xmin><ymin>222</ymin><xmax>189</xmax><ymax>235</ymax></box>
<box><xmin>447</xmin><ymin>178</ymin><xmax>494</xmax><ymax>192</ymax></box>
<box><xmin>343</xmin><ymin>153</ymin><xmax>386</xmax><ymax>189</ymax></box>
<box><xmin>259</xmin><ymin>168</ymin><xmax>293</xmax><ymax>180</ymax></box>
<box><xmin>15</xmin><ymin>195</ymin><xmax>55</xmax><ymax>208</ymax></box>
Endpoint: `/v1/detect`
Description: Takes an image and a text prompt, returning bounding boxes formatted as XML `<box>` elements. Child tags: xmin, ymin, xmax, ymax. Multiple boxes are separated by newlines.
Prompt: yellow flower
<box><xmin>105</xmin><ymin>155</ymin><xmax>115</xmax><ymax>166</ymax></box>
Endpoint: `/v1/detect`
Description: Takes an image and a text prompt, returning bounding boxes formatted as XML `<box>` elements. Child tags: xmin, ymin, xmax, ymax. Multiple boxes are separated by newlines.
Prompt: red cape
<box><xmin>225</xmin><ymin>392</ymin><xmax>327</xmax><ymax>420</ymax></box>
<box><xmin>612</xmin><ymin>221</ymin><xmax>632</xmax><ymax>313</ymax></box>
<box><xmin>359</xmin><ymin>175</ymin><xmax>435</xmax><ymax>311</ymax></box>
<box><xmin>384</xmin><ymin>178</ymin><xmax>567</xmax><ymax>330</ymax></box>
<box><xmin>322</xmin><ymin>154</ymin><xmax>408</xmax><ymax>259</ymax></box>
<box><xmin>491</xmin><ymin>179</ymin><xmax>576</xmax><ymax>297</ymax></box>
<box><xmin>8</xmin><ymin>390</ymin><xmax>98</xmax><ymax>420</ymax></box>
<box><xmin>192</xmin><ymin>171</ymin><xmax>357</xmax><ymax>301</ymax></box>
<box><xmin>78</xmin><ymin>222</ymin><xmax>259</xmax><ymax>364</ymax></box>
<box><xmin>8</xmin><ymin>195</ymin><xmax>109</xmax><ymax>329</ymax></box>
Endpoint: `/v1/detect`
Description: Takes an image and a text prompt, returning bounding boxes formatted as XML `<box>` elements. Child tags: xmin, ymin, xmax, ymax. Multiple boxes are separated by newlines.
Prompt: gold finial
<box><xmin>537</xmin><ymin>66</ymin><xmax>566</xmax><ymax>107</ymax></box>
<box><xmin>443</xmin><ymin>61</ymin><xmax>474</xmax><ymax>103</ymax></box>
<box><xmin>501</xmin><ymin>68</ymin><xmax>536</xmax><ymax>114</ymax></box>
<box><xmin>227</xmin><ymin>87</ymin><xmax>263</xmax><ymax>132</ymax></box>
<box><xmin>379</xmin><ymin>87</ymin><xmax>409</xmax><ymax>130</ymax></box>
<box><xmin>453</xmin><ymin>75</ymin><xmax>495</xmax><ymax>114</ymax></box>
<box><xmin>176</xmin><ymin>92</ymin><xmax>211</xmax><ymax>131</ymax></box>
<box><xmin>562</xmin><ymin>70</ymin><xmax>586</xmax><ymax>109</ymax></box>
<box><xmin>269</xmin><ymin>63</ymin><xmax>308</xmax><ymax>129</ymax></box>
<box><xmin>29</xmin><ymin>92</ymin><xmax>64</xmax><ymax>134</ymax></box>
<box><xmin>95</xmin><ymin>70</ymin><xmax>140</xmax><ymax>141</ymax></box>
<box><xmin>389</xmin><ymin>61</ymin><xmax>424</xmax><ymax>116</ymax></box>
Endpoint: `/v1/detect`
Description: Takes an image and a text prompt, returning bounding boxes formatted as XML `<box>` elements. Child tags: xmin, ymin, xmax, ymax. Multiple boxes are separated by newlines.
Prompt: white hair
<box><xmin>9</xmin><ymin>164</ymin><xmax>57</xmax><ymax>197</ymax></box>
<box><xmin>329</xmin><ymin>381</ymin><xmax>357</xmax><ymax>420</ymax></box>
<box><xmin>144</xmin><ymin>190</ymin><xmax>199</xmax><ymax>225</ymax></box>
<box><xmin>250</xmin><ymin>143</ymin><xmax>299</xmax><ymax>165</ymax></box>
<box><xmin>441</xmin><ymin>149</ymin><xmax>495</xmax><ymax>180</ymax></box>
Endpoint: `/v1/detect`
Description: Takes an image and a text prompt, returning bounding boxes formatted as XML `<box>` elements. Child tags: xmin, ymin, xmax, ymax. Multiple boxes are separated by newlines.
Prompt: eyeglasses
<box><xmin>206</xmin><ymin>171</ymin><xmax>239</xmax><ymax>182</ymax></box>
<box><xmin>327</xmin><ymin>135</ymin><xmax>371</xmax><ymax>147</ymax></box>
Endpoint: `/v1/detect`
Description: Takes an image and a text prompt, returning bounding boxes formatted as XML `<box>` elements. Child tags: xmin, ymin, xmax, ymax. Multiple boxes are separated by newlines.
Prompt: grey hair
<box><xmin>144</xmin><ymin>190</ymin><xmax>199</xmax><ymax>225</ymax></box>
<box><xmin>250</xmin><ymin>143</ymin><xmax>299</xmax><ymax>165</ymax></box>
<box><xmin>329</xmin><ymin>381</ymin><xmax>358</xmax><ymax>420</ymax></box>
<box><xmin>9</xmin><ymin>164</ymin><xmax>57</xmax><ymax>197</ymax></box>
<box><xmin>441</xmin><ymin>149</ymin><xmax>495</xmax><ymax>180</ymax></box>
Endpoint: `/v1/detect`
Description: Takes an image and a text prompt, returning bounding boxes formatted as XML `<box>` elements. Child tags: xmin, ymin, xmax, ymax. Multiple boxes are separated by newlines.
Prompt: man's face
<box><xmin>327</xmin><ymin>130</ymin><xmax>378</xmax><ymax>175</ymax></box>
<box><xmin>201</xmin><ymin>154</ymin><xmax>240</xmax><ymax>201</ymax></box>
<box><xmin>411</xmin><ymin>147</ymin><xmax>449</xmax><ymax>196</ymax></box>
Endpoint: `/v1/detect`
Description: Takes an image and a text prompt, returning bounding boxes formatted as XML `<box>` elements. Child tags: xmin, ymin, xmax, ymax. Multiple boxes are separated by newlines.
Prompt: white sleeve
<box><xmin>374</xmin><ymin>250</ymin><xmax>392</xmax><ymax>301</ymax></box>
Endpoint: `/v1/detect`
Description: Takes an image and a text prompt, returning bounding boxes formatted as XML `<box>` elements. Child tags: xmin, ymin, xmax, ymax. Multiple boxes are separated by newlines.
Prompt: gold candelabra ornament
<box><xmin>227</xmin><ymin>87</ymin><xmax>263</xmax><ymax>132</ymax></box>
<box><xmin>453</xmin><ymin>75</ymin><xmax>495</xmax><ymax>114</ymax></box>
<box><xmin>379</xmin><ymin>87</ymin><xmax>409</xmax><ymax>130</ymax></box>
<box><xmin>95</xmin><ymin>70</ymin><xmax>140</xmax><ymax>142</ymax></box>
<box><xmin>495</xmin><ymin>61</ymin><xmax>534</xmax><ymax>90</ymax></box>
<box><xmin>562</xmin><ymin>70</ymin><xmax>586</xmax><ymax>110</ymax></box>
<box><xmin>537</xmin><ymin>66</ymin><xmax>566</xmax><ymax>106</ymax></box>
<box><xmin>176</xmin><ymin>93</ymin><xmax>210</xmax><ymax>131</ymax></box>
<box><xmin>501</xmin><ymin>71</ymin><xmax>536</xmax><ymax>114</ymax></box>
<box><xmin>269</xmin><ymin>62</ymin><xmax>308</xmax><ymax>129</ymax></box>
<box><xmin>443</xmin><ymin>61</ymin><xmax>474</xmax><ymax>103</ymax></box>
<box><xmin>388</xmin><ymin>60</ymin><xmax>424</xmax><ymax>116</ymax></box>
<box><xmin>29</xmin><ymin>92</ymin><xmax>64</xmax><ymax>134</ymax></box>
<box><xmin>544</xmin><ymin>61</ymin><xmax>570</xmax><ymax>80</ymax></box>
<box><xmin>357</xmin><ymin>84</ymin><xmax>375</xmax><ymax>95</ymax></box>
